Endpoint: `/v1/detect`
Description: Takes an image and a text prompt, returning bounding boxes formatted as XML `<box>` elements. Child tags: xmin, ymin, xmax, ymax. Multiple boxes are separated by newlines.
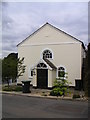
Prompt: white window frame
<box><xmin>28</xmin><ymin>66</ymin><xmax>34</xmax><ymax>79</ymax></box>
<box><xmin>37</xmin><ymin>62</ymin><xmax>48</xmax><ymax>69</ymax></box>
<box><xmin>56</xmin><ymin>65</ymin><xmax>67</xmax><ymax>79</ymax></box>
<box><xmin>40</xmin><ymin>48</ymin><xmax>54</xmax><ymax>60</ymax></box>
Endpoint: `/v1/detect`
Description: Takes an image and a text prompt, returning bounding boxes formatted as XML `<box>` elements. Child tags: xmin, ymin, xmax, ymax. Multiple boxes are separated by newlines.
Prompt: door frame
<box><xmin>37</xmin><ymin>68</ymin><xmax>48</xmax><ymax>88</ymax></box>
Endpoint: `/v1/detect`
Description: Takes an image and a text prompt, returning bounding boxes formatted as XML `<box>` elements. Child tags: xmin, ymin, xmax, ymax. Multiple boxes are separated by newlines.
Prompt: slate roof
<box><xmin>43</xmin><ymin>58</ymin><xmax>57</xmax><ymax>70</ymax></box>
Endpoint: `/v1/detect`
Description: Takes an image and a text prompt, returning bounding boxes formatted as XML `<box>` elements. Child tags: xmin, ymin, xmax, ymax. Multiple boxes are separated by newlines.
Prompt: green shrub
<box><xmin>50</xmin><ymin>74</ymin><xmax>71</xmax><ymax>97</ymax></box>
<box><xmin>73</xmin><ymin>94</ymin><xmax>80</xmax><ymax>99</ymax></box>
<box><xmin>50</xmin><ymin>88</ymin><xmax>62</xmax><ymax>96</ymax></box>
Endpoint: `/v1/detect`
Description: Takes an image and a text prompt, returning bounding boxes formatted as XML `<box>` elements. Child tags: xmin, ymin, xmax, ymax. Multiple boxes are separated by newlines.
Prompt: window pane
<box><xmin>31</xmin><ymin>70</ymin><xmax>33</xmax><ymax>76</ymax></box>
<box><xmin>58</xmin><ymin>71</ymin><xmax>60</xmax><ymax>77</ymax></box>
<box><xmin>37</xmin><ymin>63</ymin><xmax>47</xmax><ymax>68</ymax></box>
<box><xmin>58</xmin><ymin>67</ymin><xmax>65</xmax><ymax>77</ymax></box>
<box><xmin>50</xmin><ymin>54</ymin><xmax>52</xmax><ymax>58</ymax></box>
<box><xmin>60</xmin><ymin>71</ymin><xmax>65</xmax><ymax>77</ymax></box>
<box><xmin>37</xmin><ymin>64</ymin><xmax>40</xmax><ymax>67</ymax></box>
<box><xmin>43</xmin><ymin>50</ymin><xmax>52</xmax><ymax>59</ymax></box>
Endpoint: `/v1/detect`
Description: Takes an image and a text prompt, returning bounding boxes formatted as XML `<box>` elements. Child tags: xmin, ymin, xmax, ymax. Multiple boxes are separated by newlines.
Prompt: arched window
<box><xmin>37</xmin><ymin>63</ymin><xmax>47</xmax><ymax>68</ymax></box>
<box><xmin>43</xmin><ymin>50</ymin><xmax>52</xmax><ymax>59</ymax></box>
<box><xmin>58</xmin><ymin>67</ymin><xmax>65</xmax><ymax>77</ymax></box>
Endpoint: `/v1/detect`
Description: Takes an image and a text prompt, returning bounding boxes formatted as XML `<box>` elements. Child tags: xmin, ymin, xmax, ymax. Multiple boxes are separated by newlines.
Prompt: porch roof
<box><xmin>43</xmin><ymin>58</ymin><xmax>57</xmax><ymax>70</ymax></box>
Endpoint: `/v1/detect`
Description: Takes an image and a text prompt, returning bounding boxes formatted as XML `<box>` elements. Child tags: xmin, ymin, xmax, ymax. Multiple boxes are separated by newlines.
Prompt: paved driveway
<box><xmin>2</xmin><ymin>94</ymin><xmax>88</xmax><ymax>118</ymax></box>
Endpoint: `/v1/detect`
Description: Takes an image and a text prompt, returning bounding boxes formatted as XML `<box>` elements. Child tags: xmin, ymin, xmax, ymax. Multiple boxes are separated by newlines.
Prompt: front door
<box><xmin>37</xmin><ymin>69</ymin><xmax>48</xmax><ymax>88</ymax></box>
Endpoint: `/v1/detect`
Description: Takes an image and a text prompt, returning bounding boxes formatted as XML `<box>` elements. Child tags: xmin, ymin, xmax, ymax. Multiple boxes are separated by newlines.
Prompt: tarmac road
<box><xmin>2</xmin><ymin>93</ymin><xmax>88</xmax><ymax>118</ymax></box>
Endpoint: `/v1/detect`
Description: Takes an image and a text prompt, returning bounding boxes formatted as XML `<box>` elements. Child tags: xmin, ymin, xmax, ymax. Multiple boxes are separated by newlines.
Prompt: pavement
<box><xmin>1</xmin><ymin>83</ymin><xmax>88</xmax><ymax>101</ymax></box>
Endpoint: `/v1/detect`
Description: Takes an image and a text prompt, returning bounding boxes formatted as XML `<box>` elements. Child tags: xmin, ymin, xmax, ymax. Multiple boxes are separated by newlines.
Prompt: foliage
<box><xmin>17</xmin><ymin>57</ymin><xmax>26</xmax><ymax>78</ymax></box>
<box><xmin>50</xmin><ymin>87</ymin><xmax>63</xmax><ymax>96</ymax></box>
<box><xmin>2</xmin><ymin>53</ymin><xmax>26</xmax><ymax>85</ymax></box>
<box><xmin>2</xmin><ymin>85</ymin><xmax>22</xmax><ymax>92</ymax></box>
<box><xmin>0</xmin><ymin>59</ymin><xmax>2</xmax><ymax>75</ymax></box>
<box><xmin>83</xmin><ymin>43</ymin><xmax>90</xmax><ymax>97</ymax></box>
<box><xmin>2</xmin><ymin>53</ymin><xmax>18</xmax><ymax>83</ymax></box>
<box><xmin>72</xmin><ymin>94</ymin><xmax>80</xmax><ymax>99</ymax></box>
<box><xmin>50</xmin><ymin>73</ymin><xmax>71</xmax><ymax>97</ymax></box>
<box><xmin>0</xmin><ymin>59</ymin><xmax>2</xmax><ymax>83</ymax></box>
<box><xmin>84</xmin><ymin>71</ymin><xmax>90</xmax><ymax>97</ymax></box>
<box><xmin>58</xmin><ymin>71</ymin><xmax>65</xmax><ymax>77</ymax></box>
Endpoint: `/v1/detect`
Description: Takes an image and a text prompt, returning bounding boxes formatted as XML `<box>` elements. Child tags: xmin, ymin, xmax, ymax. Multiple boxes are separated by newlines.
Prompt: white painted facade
<box><xmin>17</xmin><ymin>23</ymin><xmax>85</xmax><ymax>88</ymax></box>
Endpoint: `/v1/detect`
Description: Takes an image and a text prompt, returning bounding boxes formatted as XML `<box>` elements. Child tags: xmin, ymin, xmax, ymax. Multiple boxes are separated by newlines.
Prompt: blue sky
<box><xmin>2</xmin><ymin>2</ymin><xmax>88</xmax><ymax>58</ymax></box>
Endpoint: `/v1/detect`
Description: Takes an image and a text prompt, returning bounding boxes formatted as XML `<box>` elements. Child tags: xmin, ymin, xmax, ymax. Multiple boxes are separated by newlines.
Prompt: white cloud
<box><xmin>2</xmin><ymin>2</ymin><xmax>88</xmax><ymax>58</ymax></box>
<box><xmin>2</xmin><ymin>0</ymin><xmax>89</xmax><ymax>2</ymax></box>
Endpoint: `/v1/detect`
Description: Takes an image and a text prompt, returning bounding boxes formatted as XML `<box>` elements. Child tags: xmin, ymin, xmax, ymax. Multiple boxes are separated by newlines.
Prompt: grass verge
<box><xmin>2</xmin><ymin>85</ymin><xmax>22</xmax><ymax>92</ymax></box>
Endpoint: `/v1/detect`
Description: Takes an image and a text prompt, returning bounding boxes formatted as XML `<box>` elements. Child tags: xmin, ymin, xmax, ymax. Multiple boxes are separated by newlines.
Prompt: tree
<box><xmin>17</xmin><ymin>57</ymin><xmax>26</xmax><ymax>78</ymax></box>
<box><xmin>2</xmin><ymin>53</ymin><xmax>18</xmax><ymax>84</ymax></box>
<box><xmin>0</xmin><ymin>59</ymin><xmax>2</xmax><ymax>84</ymax></box>
<box><xmin>84</xmin><ymin>43</ymin><xmax>90</xmax><ymax>97</ymax></box>
<box><xmin>2</xmin><ymin>53</ymin><xmax>26</xmax><ymax>86</ymax></box>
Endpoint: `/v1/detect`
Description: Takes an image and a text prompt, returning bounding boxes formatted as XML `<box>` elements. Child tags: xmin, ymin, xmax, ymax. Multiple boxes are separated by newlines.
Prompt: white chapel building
<box><xmin>17</xmin><ymin>23</ymin><xmax>85</xmax><ymax>89</ymax></box>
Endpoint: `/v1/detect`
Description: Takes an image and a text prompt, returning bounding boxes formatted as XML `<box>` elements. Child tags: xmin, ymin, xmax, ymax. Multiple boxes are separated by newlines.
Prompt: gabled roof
<box><xmin>17</xmin><ymin>22</ymin><xmax>85</xmax><ymax>49</ymax></box>
<box><xmin>43</xmin><ymin>58</ymin><xmax>57</xmax><ymax>70</ymax></box>
<box><xmin>31</xmin><ymin>58</ymin><xmax>57</xmax><ymax>70</ymax></box>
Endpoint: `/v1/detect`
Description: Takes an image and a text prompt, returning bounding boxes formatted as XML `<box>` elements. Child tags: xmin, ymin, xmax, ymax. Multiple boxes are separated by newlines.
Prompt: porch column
<box><xmin>33</xmin><ymin>68</ymin><xmax>37</xmax><ymax>87</ymax></box>
<box><xmin>48</xmin><ymin>70</ymin><xmax>53</xmax><ymax>88</ymax></box>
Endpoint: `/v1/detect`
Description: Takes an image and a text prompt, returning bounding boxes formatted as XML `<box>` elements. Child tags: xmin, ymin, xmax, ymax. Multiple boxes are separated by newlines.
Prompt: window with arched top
<box><xmin>37</xmin><ymin>63</ymin><xmax>47</xmax><ymax>68</ymax></box>
<box><xmin>43</xmin><ymin>50</ymin><xmax>52</xmax><ymax>59</ymax></box>
<box><xmin>58</xmin><ymin>67</ymin><xmax>65</xmax><ymax>77</ymax></box>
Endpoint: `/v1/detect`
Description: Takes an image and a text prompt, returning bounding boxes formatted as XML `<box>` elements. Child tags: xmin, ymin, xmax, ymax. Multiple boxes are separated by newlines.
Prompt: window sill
<box><xmin>29</xmin><ymin>77</ymin><xmax>33</xmax><ymax>79</ymax></box>
<box><xmin>43</xmin><ymin>58</ymin><xmax>53</xmax><ymax>60</ymax></box>
<box><xmin>56</xmin><ymin>77</ymin><xmax>66</xmax><ymax>80</ymax></box>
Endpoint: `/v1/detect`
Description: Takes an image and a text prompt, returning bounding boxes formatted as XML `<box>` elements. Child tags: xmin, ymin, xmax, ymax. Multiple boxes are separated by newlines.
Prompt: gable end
<box><xmin>17</xmin><ymin>22</ymin><xmax>85</xmax><ymax>49</ymax></box>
